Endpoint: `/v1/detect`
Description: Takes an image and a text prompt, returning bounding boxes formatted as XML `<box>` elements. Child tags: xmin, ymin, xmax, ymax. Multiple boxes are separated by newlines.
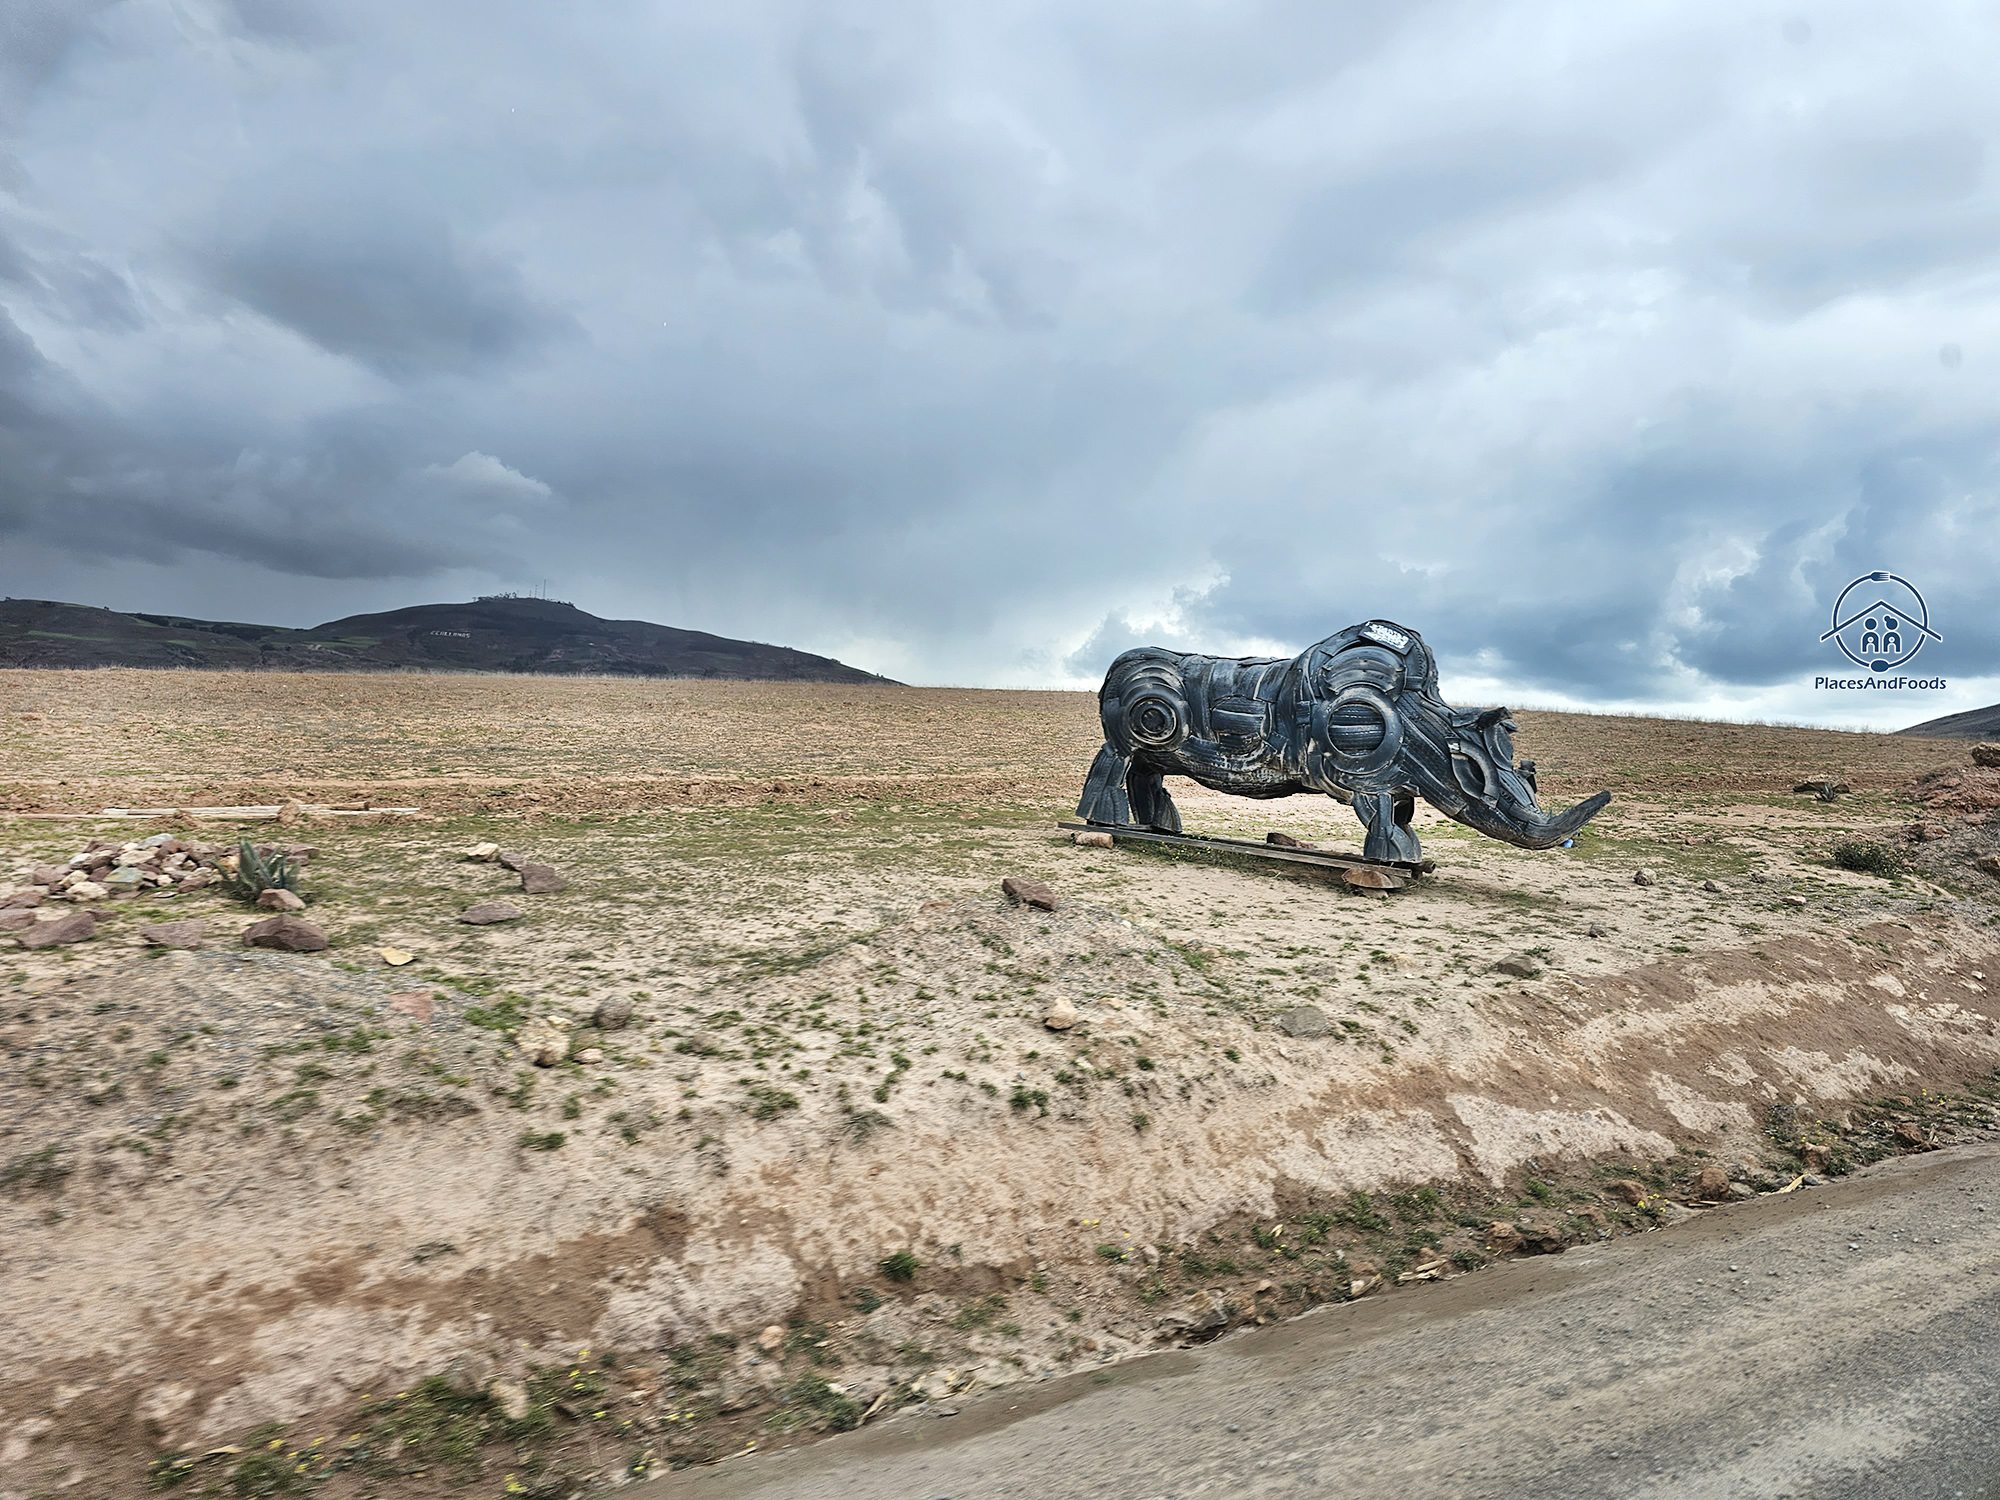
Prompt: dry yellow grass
<box><xmin>0</xmin><ymin>668</ymin><xmax>1967</xmax><ymax>816</ymax></box>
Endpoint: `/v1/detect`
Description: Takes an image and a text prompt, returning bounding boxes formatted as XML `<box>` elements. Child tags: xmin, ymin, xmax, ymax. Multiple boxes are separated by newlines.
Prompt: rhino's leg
<box><xmin>1077</xmin><ymin>744</ymin><xmax>1133</xmax><ymax>826</ymax></box>
<box><xmin>1355</xmin><ymin>790</ymin><xmax>1422</xmax><ymax>863</ymax></box>
<box><xmin>1127</xmin><ymin>762</ymin><xmax>1182</xmax><ymax>834</ymax></box>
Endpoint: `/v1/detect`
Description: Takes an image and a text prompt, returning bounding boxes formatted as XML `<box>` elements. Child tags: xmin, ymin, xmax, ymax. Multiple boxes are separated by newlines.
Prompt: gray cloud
<box><xmin>0</xmin><ymin>0</ymin><xmax>1995</xmax><ymax>722</ymax></box>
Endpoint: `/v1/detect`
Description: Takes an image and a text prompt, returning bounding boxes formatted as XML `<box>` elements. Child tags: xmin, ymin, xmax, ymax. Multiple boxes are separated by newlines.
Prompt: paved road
<box><xmin>645</xmin><ymin>1144</ymin><xmax>2000</xmax><ymax>1500</ymax></box>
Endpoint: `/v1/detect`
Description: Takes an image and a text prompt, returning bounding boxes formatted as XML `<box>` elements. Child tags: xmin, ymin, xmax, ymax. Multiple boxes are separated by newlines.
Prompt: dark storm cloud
<box><xmin>200</xmin><ymin>178</ymin><xmax>578</xmax><ymax>376</ymax></box>
<box><xmin>0</xmin><ymin>0</ymin><xmax>1996</xmax><ymax>717</ymax></box>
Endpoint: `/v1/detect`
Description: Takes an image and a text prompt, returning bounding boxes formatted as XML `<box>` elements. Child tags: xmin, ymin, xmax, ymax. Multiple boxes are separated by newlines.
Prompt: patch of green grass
<box><xmin>1831</xmin><ymin>839</ymin><xmax>1907</xmax><ymax>878</ymax></box>
<box><xmin>744</xmin><ymin>1085</ymin><xmax>800</xmax><ymax>1120</ymax></box>
<box><xmin>879</xmin><ymin>1249</ymin><xmax>921</xmax><ymax>1282</ymax></box>
<box><xmin>517</xmin><ymin>1130</ymin><xmax>567</xmax><ymax>1151</ymax></box>
<box><xmin>0</xmin><ymin>1145</ymin><xmax>71</xmax><ymax>1195</ymax></box>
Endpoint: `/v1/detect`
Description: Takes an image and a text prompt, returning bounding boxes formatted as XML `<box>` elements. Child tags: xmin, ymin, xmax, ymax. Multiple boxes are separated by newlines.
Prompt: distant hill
<box><xmin>0</xmin><ymin>596</ymin><xmax>896</xmax><ymax>683</ymax></box>
<box><xmin>1899</xmin><ymin>703</ymin><xmax>2000</xmax><ymax>740</ymax></box>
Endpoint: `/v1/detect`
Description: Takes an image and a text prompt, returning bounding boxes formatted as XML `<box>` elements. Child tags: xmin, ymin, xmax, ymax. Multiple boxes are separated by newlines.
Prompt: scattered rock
<box><xmin>519</xmin><ymin>862</ymin><xmax>568</xmax><ymax>895</ymax></box>
<box><xmin>1484</xmin><ymin>1222</ymin><xmax>1524</xmax><ymax>1254</ymax></box>
<box><xmin>1072</xmin><ymin>830</ymin><xmax>1114</xmax><ymax>848</ymax></box>
<box><xmin>16</xmin><ymin>911</ymin><xmax>101</xmax><ymax>949</ymax></box>
<box><xmin>1892</xmin><ymin>1121</ymin><xmax>1934</xmax><ymax>1151</ymax></box>
<box><xmin>178</xmin><ymin>870</ymin><xmax>215</xmax><ymax>891</ymax></box>
<box><xmin>1702</xmin><ymin>879</ymin><xmax>1723</xmax><ymax>894</ymax></box>
<box><xmin>576</xmin><ymin>1047</ymin><xmax>604</xmax><ymax>1065</ymax></box>
<box><xmin>0</xmin><ymin>889</ymin><xmax>41</xmax><ymax>909</ymax></box>
<box><xmin>1695</xmin><ymin>1165</ymin><xmax>1732</xmax><ymax>1200</ymax></box>
<box><xmin>1265</xmin><ymin>831</ymin><xmax>1307</xmax><ymax>848</ymax></box>
<box><xmin>30</xmin><ymin>864</ymin><xmax>66</xmax><ymax>887</ymax></box>
<box><xmin>1908</xmin><ymin>822</ymin><xmax>1952</xmax><ymax>843</ymax></box>
<box><xmin>1727</xmin><ymin>1182</ymin><xmax>1760</xmax><ymax>1201</ymax></box>
<box><xmin>1140</xmin><ymin>1243</ymin><xmax>1160</xmax><ymax>1267</ymax></box>
<box><xmin>1632</xmin><ymin>868</ymin><xmax>1656</xmax><ymax>886</ymax></box>
<box><xmin>1274</xmin><ymin>1005</ymin><xmax>1330</xmax><ymax>1038</ymax></box>
<box><xmin>241</xmin><ymin>915</ymin><xmax>330</xmax><ymax>952</ymax></box>
<box><xmin>1783</xmin><ymin>895</ymin><xmax>1808</xmax><ymax>906</ymax></box>
<box><xmin>1493</xmin><ymin>952</ymin><xmax>1543</xmax><ymax>979</ymax></box>
<box><xmin>1976</xmin><ymin>854</ymin><xmax>2000</xmax><ymax>879</ymax></box>
<box><xmin>516</xmin><ymin>1016</ymin><xmax>571</xmax><ymax>1067</ymax></box>
<box><xmin>1973</xmin><ymin>744</ymin><xmax>2000</xmax><ymax>769</ymax></box>
<box><xmin>462</xmin><ymin>843</ymin><xmax>502</xmax><ymax>861</ymax></box>
<box><xmin>1516</xmin><ymin>1225</ymin><xmax>1567</xmax><ymax>1255</ymax></box>
<box><xmin>1607</xmin><ymin>1179</ymin><xmax>1649</xmax><ymax>1205</ymax></box>
<box><xmin>390</xmin><ymin>991</ymin><xmax>433</xmax><ymax>1023</ymax></box>
<box><xmin>757</xmin><ymin>1325</ymin><xmax>784</xmax><ymax>1353</ymax></box>
<box><xmin>1801</xmin><ymin>1143</ymin><xmax>1831</xmax><ymax>1172</ymax></box>
<box><xmin>1653</xmin><ymin>1202</ymin><xmax>1700</xmax><ymax>1225</ymax></box>
<box><xmin>65</xmin><ymin>881</ymin><xmax>108</xmax><ymax>902</ymax></box>
<box><xmin>255</xmin><ymin>887</ymin><xmax>306</xmax><ymax>911</ymax></box>
<box><xmin>594</xmin><ymin>996</ymin><xmax>635</xmax><ymax>1030</ymax></box>
<box><xmin>1041</xmin><ymin>996</ymin><xmax>1081</xmax><ymax>1030</ymax></box>
<box><xmin>1586</xmin><ymin>922</ymin><xmax>1610</xmax><ymax>938</ymax></box>
<box><xmin>380</xmin><ymin>946</ymin><xmax>415</xmax><ymax>966</ymax></box>
<box><xmin>1342</xmin><ymin>866</ymin><xmax>1401</xmax><ymax>892</ymax></box>
<box><xmin>1001</xmin><ymin>876</ymin><xmax>1057</xmax><ymax>911</ymax></box>
<box><xmin>138</xmin><ymin>919</ymin><xmax>205</xmax><ymax>950</ymax></box>
<box><xmin>487</xmin><ymin>1378</ymin><xmax>531</xmax><ymax>1422</ymax></box>
<box><xmin>1347</xmin><ymin>1276</ymin><xmax>1381</xmax><ymax>1299</ymax></box>
<box><xmin>497</xmin><ymin>851</ymin><xmax>528</xmax><ymax>872</ymax></box>
<box><xmin>458</xmin><ymin>901</ymin><xmax>524</xmax><ymax>925</ymax></box>
<box><xmin>0</xmin><ymin>909</ymin><xmax>39</xmax><ymax>932</ymax></box>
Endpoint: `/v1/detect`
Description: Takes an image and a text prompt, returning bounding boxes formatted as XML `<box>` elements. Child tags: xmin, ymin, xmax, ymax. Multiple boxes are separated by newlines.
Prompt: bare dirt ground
<box><xmin>2</xmin><ymin>670</ymin><xmax>1998</xmax><ymax>1498</ymax></box>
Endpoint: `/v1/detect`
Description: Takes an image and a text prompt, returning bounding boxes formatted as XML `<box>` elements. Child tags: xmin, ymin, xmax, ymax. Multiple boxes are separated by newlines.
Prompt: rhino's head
<box><xmin>1437</xmin><ymin>706</ymin><xmax>1610</xmax><ymax>850</ymax></box>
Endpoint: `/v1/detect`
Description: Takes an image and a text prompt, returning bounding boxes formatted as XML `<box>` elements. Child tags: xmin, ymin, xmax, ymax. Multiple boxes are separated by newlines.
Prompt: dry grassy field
<box><xmin>1</xmin><ymin>669</ymin><xmax>1997</xmax><ymax>1497</ymax></box>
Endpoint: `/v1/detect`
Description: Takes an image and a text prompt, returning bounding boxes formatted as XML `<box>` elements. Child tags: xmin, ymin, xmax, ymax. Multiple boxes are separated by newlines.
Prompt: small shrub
<box><xmin>1008</xmin><ymin>1085</ymin><xmax>1050</xmax><ymax>1115</ymax></box>
<box><xmin>879</xmin><ymin>1249</ymin><xmax>921</xmax><ymax>1282</ymax></box>
<box><xmin>224</xmin><ymin>839</ymin><xmax>299</xmax><ymax>903</ymax></box>
<box><xmin>1832</xmin><ymin>840</ymin><xmax>1906</xmax><ymax>878</ymax></box>
<box><xmin>745</xmin><ymin>1085</ymin><xmax>800</xmax><ymax>1120</ymax></box>
<box><xmin>517</xmin><ymin>1130</ymin><xmax>566</xmax><ymax>1151</ymax></box>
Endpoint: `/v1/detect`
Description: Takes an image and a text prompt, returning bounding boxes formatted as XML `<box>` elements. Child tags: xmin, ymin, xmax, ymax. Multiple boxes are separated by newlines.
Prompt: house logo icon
<box><xmin>1820</xmin><ymin>571</ymin><xmax>1940</xmax><ymax>673</ymax></box>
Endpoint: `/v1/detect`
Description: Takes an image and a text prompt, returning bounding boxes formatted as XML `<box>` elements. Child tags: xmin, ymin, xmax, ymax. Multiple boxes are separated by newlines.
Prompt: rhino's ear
<box><xmin>1474</xmin><ymin>706</ymin><xmax>1510</xmax><ymax>730</ymax></box>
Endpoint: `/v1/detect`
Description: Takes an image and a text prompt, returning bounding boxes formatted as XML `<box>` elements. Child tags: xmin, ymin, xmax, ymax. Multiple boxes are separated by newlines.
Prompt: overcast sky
<box><xmin>1</xmin><ymin>0</ymin><xmax>1995</xmax><ymax>724</ymax></box>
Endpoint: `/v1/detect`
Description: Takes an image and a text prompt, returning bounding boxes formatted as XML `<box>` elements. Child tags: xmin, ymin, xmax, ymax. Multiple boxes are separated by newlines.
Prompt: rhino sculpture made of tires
<box><xmin>1076</xmin><ymin>619</ymin><xmax>1610</xmax><ymax>863</ymax></box>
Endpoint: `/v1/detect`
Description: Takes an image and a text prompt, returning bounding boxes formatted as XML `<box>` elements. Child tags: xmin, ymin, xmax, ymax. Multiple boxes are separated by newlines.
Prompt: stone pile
<box><xmin>4</xmin><ymin>835</ymin><xmax>317</xmax><ymax>909</ymax></box>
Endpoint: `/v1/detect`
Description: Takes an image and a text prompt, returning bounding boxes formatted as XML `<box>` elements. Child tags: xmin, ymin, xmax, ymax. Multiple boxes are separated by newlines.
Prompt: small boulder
<box><xmin>576</xmin><ymin>1047</ymin><xmax>604</xmax><ymax>1065</ymax></box>
<box><xmin>462</xmin><ymin>843</ymin><xmax>502</xmax><ymax>861</ymax></box>
<box><xmin>1653</xmin><ymin>1201</ymin><xmax>1700</xmax><ymax>1226</ymax></box>
<box><xmin>516</xmin><ymin>1016</ymin><xmax>571</xmax><ymax>1066</ymax></box>
<box><xmin>1041</xmin><ymin>997</ymin><xmax>1081</xmax><ymax>1031</ymax></box>
<box><xmin>1516</xmin><ymin>1225</ymin><xmax>1567</xmax><ymax>1256</ymax></box>
<box><xmin>390</xmin><ymin>991</ymin><xmax>433</xmax><ymax>1023</ymax></box>
<box><xmin>1695</xmin><ymin>1165</ymin><xmax>1732</xmax><ymax>1200</ymax></box>
<box><xmin>0</xmin><ymin>909</ymin><xmax>39</xmax><ymax>932</ymax></box>
<box><xmin>0</xmin><ymin>889</ymin><xmax>41</xmax><ymax>909</ymax></box>
<box><xmin>275</xmin><ymin>799</ymin><xmax>305</xmax><ymax>826</ymax></box>
<box><xmin>255</xmin><ymin>887</ymin><xmax>306</xmax><ymax>912</ymax></box>
<box><xmin>1484</xmin><ymin>1222</ymin><xmax>1524</xmax><ymax>1254</ymax></box>
<box><xmin>1783</xmin><ymin>894</ymin><xmax>1808</xmax><ymax>906</ymax></box>
<box><xmin>1702</xmin><ymin>879</ymin><xmax>1723</xmax><ymax>894</ymax></box>
<box><xmin>1607</xmin><ymin>1179</ymin><xmax>1649</xmax><ymax>1205</ymax></box>
<box><xmin>1727</xmin><ymin>1182</ymin><xmax>1760</xmax><ymax>1201</ymax></box>
<box><xmin>487</xmin><ymin>1378</ymin><xmax>531</xmax><ymax>1422</ymax></box>
<box><xmin>65</xmin><ymin>881</ymin><xmax>108</xmax><ymax>902</ymax></box>
<box><xmin>1976</xmin><ymin>853</ymin><xmax>2000</xmax><ymax>879</ymax></box>
<box><xmin>17</xmin><ymin>911</ymin><xmax>101</xmax><ymax>949</ymax></box>
<box><xmin>1265</xmin><ymin>831</ymin><xmax>1306</xmax><ymax>848</ymax></box>
<box><xmin>1892</xmin><ymin>1121</ymin><xmax>1933</xmax><ymax>1151</ymax></box>
<box><xmin>1800</xmin><ymin>1143</ymin><xmax>1831</xmax><ymax>1173</ymax></box>
<box><xmin>496</xmin><ymin>851</ymin><xmax>528</xmax><ymax>872</ymax></box>
<box><xmin>1274</xmin><ymin>1005</ymin><xmax>1330</xmax><ymax>1038</ymax></box>
<box><xmin>458</xmin><ymin>901</ymin><xmax>524</xmax><ymax>925</ymax></box>
<box><xmin>1633</xmin><ymin>868</ymin><xmax>1656</xmax><ymax>886</ymax></box>
<box><xmin>379</xmin><ymin>947</ymin><xmax>415</xmax><ymax>966</ymax></box>
<box><xmin>594</xmin><ymin>996</ymin><xmax>635</xmax><ymax>1031</ymax></box>
<box><xmin>1586</xmin><ymin>921</ymin><xmax>1610</xmax><ymax>938</ymax></box>
<box><xmin>31</xmin><ymin>864</ymin><xmax>67</xmax><ymax>887</ymax></box>
<box><xmin>1972</xmin><ymin>744</ymin><xmax>2000</xmax><ymax>769</ymax></box>
<box><xmin>1493</xmin><ymin>952</ymin><xmax>1543</xmax><ymax>979</ymax></box>
<box><xmin>1072</xmin><ymin>830</ymin><xmax>1114</xmax><ymax>848</ymax></box>
<box><xmin>1001</xmin><ymin>876</ymin><xmax>1057</xmax><ymax>911</ymax></box>
<box><xmin>138</xmin><ymin>919</ymin><xmax>205</xmax><ymax>950</ymax></box>
<box><xmin>757</xmin><ymin>1324</ymin><xmax>784</xmax><ymax>1354</ymax></box>
<box><xmin>519</xmin><ymin>863</ymin><xmax>568</xmax><ymax>895</ymax></box>
<box><xmin>241</xmin><ymin>914</ymin><xmax>330</xmax><ymax>952</ymax></box>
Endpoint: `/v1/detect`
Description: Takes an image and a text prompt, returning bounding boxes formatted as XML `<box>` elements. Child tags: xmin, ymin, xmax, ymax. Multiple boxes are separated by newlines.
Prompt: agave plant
<box><xmin>224</xmin><ymin>837</ymin><xmax>299</xmax><ymax>902</ymax></box>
